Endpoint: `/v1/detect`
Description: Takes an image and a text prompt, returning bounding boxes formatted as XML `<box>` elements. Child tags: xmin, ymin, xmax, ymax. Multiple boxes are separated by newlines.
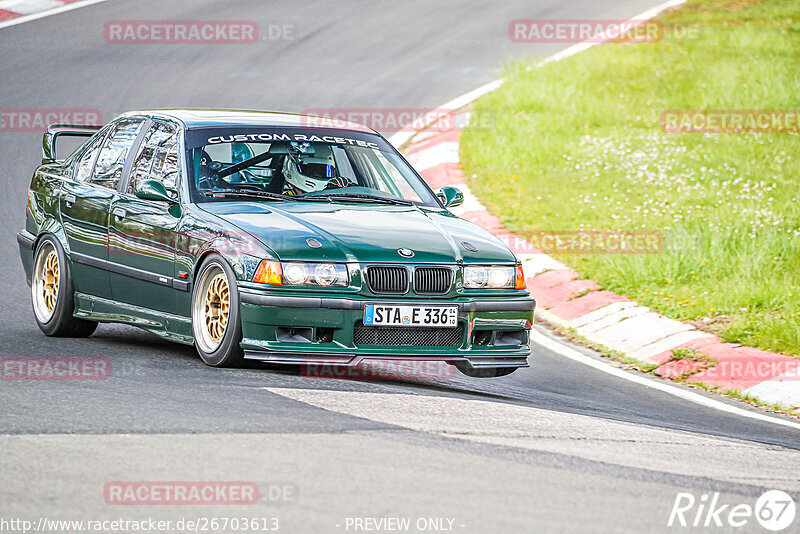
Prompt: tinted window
<box><xmin>91</xmin><ymin>119</ymin><xmax>144</xmax><ymax>190</ymax></box>
<box><xmin>186</xmin><ymin>136</ymin><xmax>436</xmax><ymax>206</ymax></box>
<box><xmin>73</xmin><ymin>134</ymin><xmax>105</xmax><ymax>182</ymax></box>
<box><xmin>128</xmin><ymin>122</ymin><xmax>179</xmax><ymax>195</ymax></box>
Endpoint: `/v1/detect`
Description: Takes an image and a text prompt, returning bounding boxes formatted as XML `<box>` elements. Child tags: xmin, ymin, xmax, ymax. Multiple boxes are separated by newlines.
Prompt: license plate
<box><xmin>364</xmin><ymin>304</ymin><xmax>458</xmax><ymax>328</ymax></box>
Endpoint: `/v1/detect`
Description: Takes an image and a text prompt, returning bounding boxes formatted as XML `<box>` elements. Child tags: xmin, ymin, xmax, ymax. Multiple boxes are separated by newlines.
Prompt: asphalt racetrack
<box><xmin>1</xmin><ymin>1</ymin><xmax>798</xmax><ymax>532</ymax></box>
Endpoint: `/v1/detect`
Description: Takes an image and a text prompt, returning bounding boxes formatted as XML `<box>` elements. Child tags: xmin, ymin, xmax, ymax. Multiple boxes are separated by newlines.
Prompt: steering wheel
<box><xmin>197</xmin><ymin>151</ymin><xmax>224</xmax><ymax>190</ymax></box>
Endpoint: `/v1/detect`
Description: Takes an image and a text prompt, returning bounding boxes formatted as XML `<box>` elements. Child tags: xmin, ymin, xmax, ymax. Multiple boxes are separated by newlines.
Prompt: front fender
<box><xmin>176</xmin><ymin>210</ymin><xmax>278</xmax><ymax>286</ymax></box>
<box><xmin>194</xmin><ymin>235</ymin><xmax>270</xmax><ymax>283</ymax></box>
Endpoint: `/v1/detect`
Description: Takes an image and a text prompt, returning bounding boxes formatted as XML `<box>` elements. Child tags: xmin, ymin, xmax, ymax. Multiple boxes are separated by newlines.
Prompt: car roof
<box><xmin>127</xmin><ymin>108</ymin><xmax>378</xmax><ymax>134</ymax></box>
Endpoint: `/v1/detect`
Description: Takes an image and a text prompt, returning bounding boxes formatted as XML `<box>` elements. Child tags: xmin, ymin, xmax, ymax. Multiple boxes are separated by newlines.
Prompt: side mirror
<box><xmin>436</xmin><ymin>185</ymin><xmax>464</xmax><ymax>208</ymax></box>
<box><xmin>135</xmin><ymin>179</ymin><xmax>175</xmax><ymax>204</ymax></box>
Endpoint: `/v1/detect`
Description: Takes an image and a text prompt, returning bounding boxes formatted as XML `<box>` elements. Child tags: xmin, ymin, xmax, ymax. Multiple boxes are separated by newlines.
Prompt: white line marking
<box><xmin>388</xmin><ymin>79</ymin><xmax>503</xmax><ymax>148</ymax></box>
<box><xmin>0</xmin><ymin>0</ymin><xmax>110</xmax><ymax>30</ymax></box>
<box><xmin>540</xmin><ymin>0</ymin><xmax>687</xmax><ymax>65</ymax></box>
<box><xmin>532</xmin><ymin>330</ymin><xmax>800</xmax><ymax>431</ymax></box>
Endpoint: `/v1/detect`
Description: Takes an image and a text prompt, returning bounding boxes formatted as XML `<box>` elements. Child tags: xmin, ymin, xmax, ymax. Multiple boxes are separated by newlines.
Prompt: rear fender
<box><xmin>19</xmin><ymin>222</ymin><xmax>69</xmax><ymax>287</ymax></box>
<box><xmin>27</xmin><ymin>165</ymin><xmax>65</xmax><ymax>231</ymax></box>
<box><xmin>37</xmin><ymin>219</ymin><xmax>70</xmax><ymax>255</ymax></box>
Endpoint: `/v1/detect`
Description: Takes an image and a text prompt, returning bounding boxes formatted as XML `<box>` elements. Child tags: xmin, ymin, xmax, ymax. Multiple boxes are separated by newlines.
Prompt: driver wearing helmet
<box><xmin>283</xmin><ymin>145</ymin><xmax>351</xmax><ymax>195</ymax></box>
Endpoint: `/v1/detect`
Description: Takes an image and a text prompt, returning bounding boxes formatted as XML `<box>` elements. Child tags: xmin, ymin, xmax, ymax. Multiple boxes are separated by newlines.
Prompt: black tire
<box><xmin>31</xmin><ymin>235</ymin><xmax>98</xmax><ymax>337</ymax></box>
<box><xmin>454</xmin><ymin>362</ymin><xmax>518</xmax><ymax>378</ymax></box>
<box><xmin>191</xmin><ymin>254</ymin><xmax>245</xmax><ymax>367</ymax></box>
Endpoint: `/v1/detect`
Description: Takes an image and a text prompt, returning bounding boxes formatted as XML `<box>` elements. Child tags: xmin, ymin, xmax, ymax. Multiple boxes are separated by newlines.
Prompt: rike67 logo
<box><xmin>668</xmin><ymin>490</ymin><xmax>796</xmax><ymax>531</ymax></box>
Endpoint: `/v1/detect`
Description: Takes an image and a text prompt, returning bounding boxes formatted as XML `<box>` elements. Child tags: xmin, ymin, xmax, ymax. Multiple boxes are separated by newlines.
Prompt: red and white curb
<box><xmin>398</xmin><ymin>123</ymin><xmax>800</xmax><ymax>412</ymax></box>
<box><xmin>0</xmin><ymin>0</ymin><xmax>107</xmax><ymax>28</ymax></box>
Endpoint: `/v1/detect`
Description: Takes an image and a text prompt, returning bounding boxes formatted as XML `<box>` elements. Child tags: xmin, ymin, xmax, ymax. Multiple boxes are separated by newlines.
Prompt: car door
<box><xmin>108</xmin><ymin>120</ymin><xmax>182</xmax><ymax>315</ymax></box>
<box><xmin>60</xmin><ymin>119</ymin><xmax>145</xmax><ymax>300</ymax></box>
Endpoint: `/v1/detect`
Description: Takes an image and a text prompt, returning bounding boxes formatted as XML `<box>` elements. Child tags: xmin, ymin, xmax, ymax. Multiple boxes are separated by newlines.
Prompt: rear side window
<box><xmin>73</xmin><ymin>134</ymin><xmax>105</xmax><ymax>182</ymax></box>
<box><xmin>91</xmin><ymin>119</ymin><xmax>144</xmax><ymax>190</ymax></box>
<box><xmin>128</xmin><ymin>122</ymin><xmax>179</xmax><ymax>195</ymax></box>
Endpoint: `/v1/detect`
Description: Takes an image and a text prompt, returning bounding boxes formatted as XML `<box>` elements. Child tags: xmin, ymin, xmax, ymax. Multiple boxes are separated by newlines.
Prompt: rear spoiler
<box><xmin>42</xmin><ymin>124</ymin><xmax>102</xmax><ymax>163</ymax></box>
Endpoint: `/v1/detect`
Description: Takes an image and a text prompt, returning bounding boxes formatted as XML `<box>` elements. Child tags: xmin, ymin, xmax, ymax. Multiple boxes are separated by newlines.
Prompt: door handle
<box><xmin>112</xmin><ymin>208</ymin><xmax>127</xmax><ymax>220</ymax></box>
<box><xmin>64</xmin><ymin>193</ymin><xmax>76</xmax><ymax>207</ymax></box>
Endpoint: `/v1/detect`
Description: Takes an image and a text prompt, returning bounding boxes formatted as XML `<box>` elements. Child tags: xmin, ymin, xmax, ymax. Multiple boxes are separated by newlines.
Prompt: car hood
<box><xmin>197</xmin><ymin>201</ymin><xmax>517</xmax><ymax>264</ymax></box>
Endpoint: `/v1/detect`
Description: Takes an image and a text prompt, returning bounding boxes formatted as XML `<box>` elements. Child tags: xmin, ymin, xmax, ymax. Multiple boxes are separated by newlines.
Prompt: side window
<box><xmin>73</xmin><ymin>134</ymin><xmax>105</xmax><ymax>182</ymax></box>
<box><xmin>128</xmin><ymin>122</ymin><xmax>179</xmax><ymax>195</ymax></box>
<box><xmin>91</xmin><ymin>119</ymin><xmax>144</xmax><ymax>190</ymax></box>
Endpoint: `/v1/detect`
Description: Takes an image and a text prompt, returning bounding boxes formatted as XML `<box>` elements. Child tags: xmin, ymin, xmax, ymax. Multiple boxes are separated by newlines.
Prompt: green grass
<box><xmin>666</xmin><ymin>348</ymin><xmax>717</xmax><ymax>380</ymax></box>
<box><xmin>461</xmin><ymin>0</ymin><xmax>800</xmax><ymax>356</ymax></box>
<box><xmin>670</xmin><ymin>347</ymin><xmax>715</xmax><ymax>364</ymax></box>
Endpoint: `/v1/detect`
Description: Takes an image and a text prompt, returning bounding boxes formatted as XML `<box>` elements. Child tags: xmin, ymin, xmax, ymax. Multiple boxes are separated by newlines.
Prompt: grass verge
<box><xmin>461</xmin><ymin>0</ymin><xmax>800</xmax><ymax>356</ymax></box>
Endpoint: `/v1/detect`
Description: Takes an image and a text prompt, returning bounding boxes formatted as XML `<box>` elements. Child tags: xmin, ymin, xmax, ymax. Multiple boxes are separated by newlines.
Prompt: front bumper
<box><xmin>238</xmin><ymin>288</ymin><xmax>535</xmax><ymax>368</ymax></box>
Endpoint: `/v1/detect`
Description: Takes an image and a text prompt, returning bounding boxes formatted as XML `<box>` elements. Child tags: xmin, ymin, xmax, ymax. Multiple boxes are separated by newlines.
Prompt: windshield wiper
<box><xmin>203</xmin><ymin>190</ymin><xmax>290</xmax><ymax>201</ymax></box>
<box><xmin>310</xmin><ymin>193</ymin><xmax>413</xmax><ymax>205</ymax></box>
<box><xmin>204</xmin><ymin>190</ymin><xmax>412</xmax><ymax>205</ymax></box>
<box><xmin>203</xmin><ymin>190</ymin><xmax>330</xmax><ymax>202</ymax></box>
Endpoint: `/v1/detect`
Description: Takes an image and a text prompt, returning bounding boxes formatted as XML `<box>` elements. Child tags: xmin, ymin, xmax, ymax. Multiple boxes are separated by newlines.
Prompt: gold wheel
<box><xmin>33</xmin><ymin>243</ymin><xmax>60</xmax><ymax>323</ymax></box>
<box><xmin>193</xmin><ymin>263</ymin><xmax>232</xmax><ymax>354</ymax></box>
<box><xmin>203</xmin><ymin>272</ymin><xmax>229</xmax><ymax>345</ymax></box>
<box><xmin>41</xmin><ymin>251</ymin><xmax>60</xmax><ymax>313</ymax></box>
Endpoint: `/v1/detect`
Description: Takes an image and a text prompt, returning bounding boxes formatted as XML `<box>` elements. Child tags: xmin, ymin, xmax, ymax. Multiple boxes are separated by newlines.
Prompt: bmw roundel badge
<box><xmin>397</xmin><ymin>248</ymin><xmax>414</xmax><ymax>258</ymax></box>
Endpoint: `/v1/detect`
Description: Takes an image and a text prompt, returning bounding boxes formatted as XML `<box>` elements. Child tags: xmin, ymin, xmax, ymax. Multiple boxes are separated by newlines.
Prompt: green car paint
<box><xmin>18</xmin><ymin>109</ymin><xmax>535</xmax><ymax>370</ymax></box>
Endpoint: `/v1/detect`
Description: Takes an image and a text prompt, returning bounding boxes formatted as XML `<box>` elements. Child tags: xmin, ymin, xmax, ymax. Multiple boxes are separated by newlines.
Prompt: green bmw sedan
<box><xmin>17</xmin><ymin>109</ymin><xmax>535</xmax><ymax>377</ymax></box>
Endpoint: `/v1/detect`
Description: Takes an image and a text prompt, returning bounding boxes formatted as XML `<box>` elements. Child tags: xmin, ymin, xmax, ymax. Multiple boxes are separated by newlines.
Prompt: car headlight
<box><xmin>463</xmin><ymin>265</ymin><xmax>526</xmax><ymax>289</ymax></box>
<box><xmin>253</xmin><ymin>261</ymin><xmax>348</xmax><ymax>287</ymax></box>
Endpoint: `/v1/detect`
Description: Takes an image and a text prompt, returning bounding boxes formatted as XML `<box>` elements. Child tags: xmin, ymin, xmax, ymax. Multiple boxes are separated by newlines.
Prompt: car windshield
<box><xmin>185</xmin><ymin>128</ymin><xmax>438</xmax><ymax>206</ymax></box>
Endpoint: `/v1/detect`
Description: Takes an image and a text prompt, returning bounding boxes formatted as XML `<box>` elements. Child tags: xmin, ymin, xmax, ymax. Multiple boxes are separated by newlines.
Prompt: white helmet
<box><xmin>283</xmin><ymin>145</ymin><xmax>336</xmax><ymax>193</ymax></box>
